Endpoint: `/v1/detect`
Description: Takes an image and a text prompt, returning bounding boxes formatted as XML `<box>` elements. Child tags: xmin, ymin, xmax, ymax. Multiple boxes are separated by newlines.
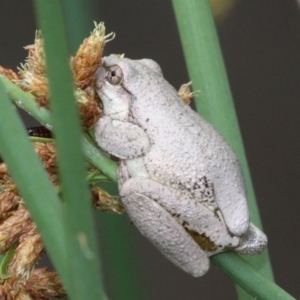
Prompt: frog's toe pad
<box><xmin>234</xmin><ymin>223</ymin><xmax>267</xmax><ymax>255</ymax></box>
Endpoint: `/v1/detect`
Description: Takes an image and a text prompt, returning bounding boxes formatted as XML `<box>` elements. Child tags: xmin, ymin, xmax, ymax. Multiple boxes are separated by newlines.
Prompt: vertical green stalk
<box><xmin>62</xmin><ymin>0</ymin><xmax>97</xmax><ymax>53</ymax></box>
<box><xmin>59</xmin><ymin>3</ymin><xmax>146</xmax><ymax>298</ymax></box>
<box><xmin>33</xmin><ymin>1</ymin><xmax>106</xmax><ymax>299</ymax></box>
<box><xmin>172</xmin><ymin>0</ymin><xmax>274</xmax><ymax>298</ymax></box>
<box><xmin>97</xmin><ymin>184</ymin><xmax>145</xmax><ymax>300</ymax></box>
<box><xmin>0</xmin><ymin>80</ymin><xmax>67</xmax><ymax>282</ymax></box>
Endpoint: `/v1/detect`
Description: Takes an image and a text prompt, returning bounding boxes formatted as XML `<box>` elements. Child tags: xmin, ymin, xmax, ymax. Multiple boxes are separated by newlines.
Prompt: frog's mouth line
<box><xmin>97</xmin><ymin>89</ymin><xmax>130</xmax><ymax>118</ymax></box>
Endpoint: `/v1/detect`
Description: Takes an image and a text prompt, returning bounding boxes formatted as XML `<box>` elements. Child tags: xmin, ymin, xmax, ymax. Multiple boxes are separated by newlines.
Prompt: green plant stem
<box><xmin>0</xmin><ymin>76</ymin><xmax>117</xmax><ymax>181</ymax></box>
<box><xmin>211</xmin><ymin>253</ymin><xmax>295</xmax><ymax>300</ymax></box>
<box><xmin>172</xmin><ymin>0</ymin><xmax>274</xmax><ymax>298</ymax></box>
<box><xmin>62</xmin><ymin>0</ymin><xmax>97</xmax><ymax>53</ymax></box>
<box><xmin>0</xmin><ymin>80</ymin><xmax>67</xmax><ymax>283</ymax></box>
<box><xmin>172</xmin><ymin>0</ymin><xmax>263</xmax><ymax>225</ymax></box>
<box><xmin>61</xmin><ymin>5</ymin><xmax>145</xmax><ymax>299</ymax></box>
<box><xmin>0</xmin><ymin>243</ymin><xmax>17</xmax><ymax>279</ymax></box>
<box><xmin>33</xmin><ymin>1</ymin><xmax>106</xmax><ymax>299</ymax></box>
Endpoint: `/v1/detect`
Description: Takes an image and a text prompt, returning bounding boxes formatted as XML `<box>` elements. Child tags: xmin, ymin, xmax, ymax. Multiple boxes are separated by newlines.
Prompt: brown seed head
<box><xmin>15</xmin><ymin>31</ymin><xmax>49</xmax><ymax>107</ymax></box>
<box><xmin>16</xmin><ymin>66</ymin><xmax>49</xmax><ymax>107</ymax></box>
<box><xmin>0</xmin><ymin>65</ymin><xmax>19</xmax><ymax>81</ymax></box>
<box><xmin>26</xmin><ymin>268</ymin><xmax>66</xmax><ymax>298</ymax></box>
<box><xmin>72</xmin><ymin>22</ymin><xmax>115</xmax><ymax>89</ymax></box>
<box><xmin>0</xmin><ymin>191</ymin><xmax>21</xmax><ymax>217</ymax></box>
<box><xmin>33</xmin><ymin>142</ymin><xmax>57</xmax><ymax>171</ymax></box>
<box><xmin>92</xmin><ymin>186</ymin><xmax>124</xmax><ymax>214</ymax></box>
<box><xmin>24</xmin><ymin>31</ymin><xmax>46</xmax><ymax>77</ymax></box>
<box><xmin>8</xmin><ymin>227</ymin><xmax>43</xmax><ymax>279</ymax></box>
<box><xmin>0</xmin><ymin>208</ymin><xmax>31</xmax><ymax>253</ymax></box>
<box><xmin>12</xmin><ymin>290</ymin><xmax>34</xmax><ymax>300</ymax></box>
<box><xmin>178</xmin><ymin>82</ymin><xmax>197</xmax><ymax>105</ymax></box>
<box><xmin>75</xmin><ymin>88</ymin><xmax>102</xmax><ymax>130</ymax></box>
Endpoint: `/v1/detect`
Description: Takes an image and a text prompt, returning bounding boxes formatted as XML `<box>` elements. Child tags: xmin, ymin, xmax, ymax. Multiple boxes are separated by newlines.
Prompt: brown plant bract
<box><xmin>1</xmin><ymin>267</ymin><xmax>65</xmax><ymax>299</ymax></box>
<box><xmin>92</xmin><ymin>186</ymin><xmax>124</xmax><ymax>214</ymax></box>
<box><xmin>75</xmin><ymin>88</ymin><xmax>102</xmax><ymax>130</ymax></box>
<box><xmin>16</xmin><ymin>66</ymin><xmax>49</xmax><ymax>107</ymax></box>
<box><xmin>178</xmin><ymin>82</ymin><xmax>196</xmax><ymax>105</ymax></box>
<box><xmin>24</xmin><ymin>31</ymin><xmax>47</xmax><ymax>77</ymax></box>
<box><xmin>0</xmin><ymin>208</ymin><xmax>31</xmax><ymax>253</ymax></box>
<box><xmin>33</xmin><ymin>142</ymin><xmax>57</xmax><ymax>172</ymax></box>
<box><xmin>0</xmin><ymin>66</ymin><xmax>19</xmax><ymax>81</ymax></box>
<box><xmin>16</xmin><ymin>31</ymin><xmax>49</xmax><ymax>107</ymax></box>
<box><xmin>0</xmin><ymin>173</ymin><xmax>21</xmax><ymax>218</ymax></box>
<box><xmin>25</xmin><ymin>268</ymin><xmax>66</xmax><ymax>299</ymax></box>
<box><xmin>8</xmin><ymin>226</ymin><xmax>43</xmax><ymax>279</ymax></box>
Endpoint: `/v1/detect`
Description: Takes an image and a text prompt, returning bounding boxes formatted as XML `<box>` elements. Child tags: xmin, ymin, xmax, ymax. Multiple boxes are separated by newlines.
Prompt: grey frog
<box><xmin>94</xmin><ymin>55</ymin><xmax>267</xmax><ymax>277</ymax></box>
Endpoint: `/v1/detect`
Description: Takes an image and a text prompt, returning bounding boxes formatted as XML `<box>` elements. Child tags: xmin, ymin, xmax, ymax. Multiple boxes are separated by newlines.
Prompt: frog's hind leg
<box><xmin>234</xmin><ymin>223</ymin><xmax>267</xmax><ymax>255</ymax></box>
<box><xmin>121</xmin><ymin>189</ymin><xmax>210</xmax><ymax>277</ymax></box>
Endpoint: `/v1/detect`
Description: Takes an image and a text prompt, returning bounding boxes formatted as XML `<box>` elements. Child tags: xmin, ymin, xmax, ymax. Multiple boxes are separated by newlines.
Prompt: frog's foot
<box><xmin>234</xmin><ymin>223</ymin><xmax>267</xmax><ymax>255</ymax></box>
<box><xmin>120</xmin><ymin>180</ymin><xmax>210</xmax><ymax>277</ymax></box>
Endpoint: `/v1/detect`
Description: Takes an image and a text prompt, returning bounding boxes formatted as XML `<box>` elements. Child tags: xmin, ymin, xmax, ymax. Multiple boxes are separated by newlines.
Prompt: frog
<box><xmin>94</xmin><ymin>54</ymin><xmax>267</xmax><ymax>277</ymax></box>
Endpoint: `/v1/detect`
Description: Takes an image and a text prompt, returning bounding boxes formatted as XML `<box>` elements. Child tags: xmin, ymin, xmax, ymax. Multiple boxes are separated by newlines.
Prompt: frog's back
<box><xmin>130</xmin><ymin>78</ymin><xmax>249</xmax><ymax>236</ymax></box>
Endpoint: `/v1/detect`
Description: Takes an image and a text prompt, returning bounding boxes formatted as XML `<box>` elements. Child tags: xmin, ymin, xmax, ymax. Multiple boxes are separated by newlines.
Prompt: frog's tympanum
<box><xmin>94</xmin><ymin>55</ymin><xmax>267</xmax><ymax>277</ymax></box>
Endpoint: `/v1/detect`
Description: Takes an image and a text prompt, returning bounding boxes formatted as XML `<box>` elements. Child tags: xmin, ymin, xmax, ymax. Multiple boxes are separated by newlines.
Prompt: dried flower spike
<box><xmin>24</xmin><ymin>31</ymin><xmax>47</xmax><ymax>77</ymax></box>
<box><xmin>33</xmin><ymin>142</ymin><xmax>57</xmax><ymax>172</ymax></box>
<box><xmin>0</xmin><ymin>208</ymin><xmax>31</xmax><ymax>253</ymax></box>
<box><xmin>75</xmin><ymin>88</ymin><xmax>102</xmax><ymax>130</ymax></box>
<box><xmin>0</xmin><ymin>66</ymin><xmax>19</xmax><ymax>81</ymax></box>
<box><xmin>8</xmin><ymin>226</ymin><xmax>43</xmax><ymax>279</ymax></box>
<box><xmin>0</xmin><ymin>191</ymin><xmax>20</xmax><ymax>217</ymax></box>
<box><xmin>15</xmin><ymin>31</ymin><xmax>49</xmax><ymax>107</ymax></box>
<box><xmin>16</xmin><ymin>64</ymin><xmax>49</xmax><ymax>107</ymax></box>
<box><xmin>178</xmin><ymin>82</ymin><xmax>197</xmax><ymax>105</ymax></box>
<box><xmin>25</xmin><ymin>268</ymin><xmax>66</xmax><ymax>299</ymax></box>
<box><xmin>92</xmin><ymin>186</ymin><xmax>124</xmax><ymax>214</ymax></box>
<box><xmin>12</xmin><ymin>290</ymin><xmax>33</xmax><ymax>300</ymax></box>
<box><xmin>72</xmin><ymin>22</ymin><xmax>115</xmax><ymax>89</ymax></box>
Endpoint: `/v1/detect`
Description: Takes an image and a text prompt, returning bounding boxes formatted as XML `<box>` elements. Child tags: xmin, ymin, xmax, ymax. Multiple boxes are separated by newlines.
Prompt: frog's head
<box><xmin>95</xmin><ymin>55</ymin><xmax>164</xmax><ymax>122</ymax></box>
<box><xmin>95</xmin><ymin>55</ymin><xmax>131</xmax><ymax>121</ymax></box>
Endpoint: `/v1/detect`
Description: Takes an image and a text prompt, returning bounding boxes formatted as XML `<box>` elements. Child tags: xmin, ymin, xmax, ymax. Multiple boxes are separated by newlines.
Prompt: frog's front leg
<box><xmin>120</xmin><ymin>178</ymin><xmax>210</xmax><ymax>277</ymax></box>
<box><xmin>94</xmin><ymin>116</ymin><xmax>151</xmax><ymax>159</ymax></box>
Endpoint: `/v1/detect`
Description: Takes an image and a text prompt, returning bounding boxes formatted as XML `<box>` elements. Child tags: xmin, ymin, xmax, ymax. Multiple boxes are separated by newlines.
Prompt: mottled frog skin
<box><xmin>94</xmin><ymin>55</ymin><xmax>267</xmax><ymax>277</ymax></box>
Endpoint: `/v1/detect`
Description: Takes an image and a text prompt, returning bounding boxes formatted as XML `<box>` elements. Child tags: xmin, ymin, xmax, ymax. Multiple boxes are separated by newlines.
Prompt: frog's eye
<box><xmin>106</xmin><ymin>65</ymin><xmax>123</xmax><ymax>85</ymax></box>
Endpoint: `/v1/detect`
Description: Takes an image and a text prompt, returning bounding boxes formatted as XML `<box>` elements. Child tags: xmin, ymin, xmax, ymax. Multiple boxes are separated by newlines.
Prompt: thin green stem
<box><xmin>29</xmin><ymin>136</ymin><xmax>53</xmax><ymax>142</ymax></box>
<box><xmin>0</xmin><ymin>243</ymin><xmax>17</xmax><ymax>280</ymax></box>
<box><xmin>172</xmin><ymin>0</ymin><xmax>275</xmax><ymax>298</ymax></box>
<box><xmin>33</xmin><ymin>1</ymin><xmax>106</xmax><ymax>299</ymax></box>
<box><xmin>62</xmin><ymin>0</ymin><xmax>97</xmax><ymax>53</ymax></box>
<box><xmin>211</xmin><ymin>253</ymin><xmax>295</xmax><ymax>300</ymax></box>
<box><xmin>0</xmin><ymin>79</ymin><xmax>67</xmax><ymax>284</ymax></box>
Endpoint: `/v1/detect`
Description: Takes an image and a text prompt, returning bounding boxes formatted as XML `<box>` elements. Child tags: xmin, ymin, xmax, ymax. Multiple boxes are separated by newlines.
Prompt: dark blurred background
<box><xmin>1</xmin><ymin>0</ymin><xmax>299</xmax><ymax>299</ymax></box>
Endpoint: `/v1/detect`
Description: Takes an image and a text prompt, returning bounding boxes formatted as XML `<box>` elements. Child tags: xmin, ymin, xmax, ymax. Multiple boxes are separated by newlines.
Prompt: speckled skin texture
<box><xmin>95</xmin><ymin>55</ymin><xmax>267</xmax><ymax>277</ymax></box>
